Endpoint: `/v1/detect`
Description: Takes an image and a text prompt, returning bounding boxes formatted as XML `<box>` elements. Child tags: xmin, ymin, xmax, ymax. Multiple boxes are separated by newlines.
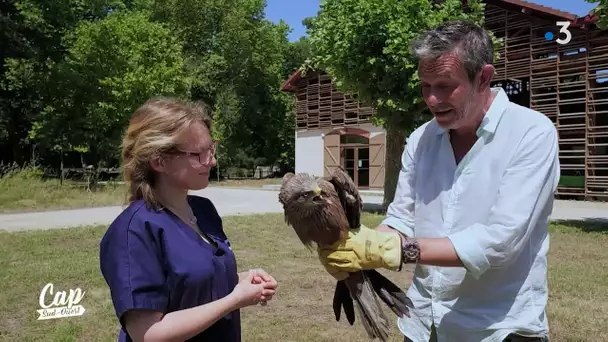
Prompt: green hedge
<box><xmin>559</xmin><ymin>175</ymin><xmax>585</xmax><ymax>188</ymax></box>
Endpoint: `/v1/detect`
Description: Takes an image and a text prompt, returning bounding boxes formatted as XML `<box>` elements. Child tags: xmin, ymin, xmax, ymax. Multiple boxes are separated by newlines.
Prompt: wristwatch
<box><xmin>401</xmin><ymin>236</ymin><xmax>421</xmax><ymax>265</ymax></box>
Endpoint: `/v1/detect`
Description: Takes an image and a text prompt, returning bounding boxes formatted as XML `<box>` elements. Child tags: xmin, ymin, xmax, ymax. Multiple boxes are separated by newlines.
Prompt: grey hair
<box><xmin>410</xmin><ymin>20</ymin><xmax>494</xmax><ymax>82</ymax></box>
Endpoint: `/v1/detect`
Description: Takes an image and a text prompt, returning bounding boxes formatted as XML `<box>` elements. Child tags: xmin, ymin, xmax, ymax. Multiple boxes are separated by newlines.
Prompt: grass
<box><xmin>0</xmin><ymin>168</ymin><xmax>283</xmax><ymax>213</ymax></box>
<box><xmin>0</xmin><ymin>213</ymin><xmax>607</xmax><ymax>341</ymax></box>
<box><xmin>0</xmin><ymin>166</ymin><xmax>126</xmax><ymax>213</ymax></box>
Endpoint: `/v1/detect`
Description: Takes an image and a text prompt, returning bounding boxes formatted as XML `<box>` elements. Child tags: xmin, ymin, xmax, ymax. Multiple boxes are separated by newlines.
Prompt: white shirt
<box><xmin>382</xmin><ymin>87</ymin><xmax>560</xmax><ymax>342</ymax></box>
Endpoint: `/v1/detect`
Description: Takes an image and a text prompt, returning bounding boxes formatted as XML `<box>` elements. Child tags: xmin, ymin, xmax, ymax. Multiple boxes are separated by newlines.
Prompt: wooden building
<box><xmin>281</xmin><ymin>0</ymin><xmax>608</xmax><ymax>199</ymax></box>
<box><xmin>280</xmin><ymin>69</ymin><xmax>386</xmax><ymax>189</ymax></box>
<box><xmin>484</xmin><ymin>0</ymin><xmax>607</xmax><ymax>200</ymax></box>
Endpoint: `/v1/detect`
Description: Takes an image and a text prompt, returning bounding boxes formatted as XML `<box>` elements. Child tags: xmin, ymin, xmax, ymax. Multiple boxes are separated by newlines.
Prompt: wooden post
<box><xmin>216</xmin><ymin>142</ymin><xmax>220</xmax><ymax>183</ymax></box>
<box><xmin>60</xmin><ymin>147</ymin><xmax>64</xmax><ymax>186</ymax></box>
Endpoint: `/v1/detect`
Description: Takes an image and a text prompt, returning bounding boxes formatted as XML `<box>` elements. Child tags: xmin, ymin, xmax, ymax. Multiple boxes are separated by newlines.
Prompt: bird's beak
<box><xmin>314</xmin><ymin>186</ymin><xmax>321</xmax><ymax>195</ymax></box>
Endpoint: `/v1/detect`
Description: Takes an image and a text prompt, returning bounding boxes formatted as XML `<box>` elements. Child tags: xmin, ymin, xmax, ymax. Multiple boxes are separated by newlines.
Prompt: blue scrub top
<box><xmin>99</xmin><ymin>195</ymin><xmax>240</xmax><ymax>342</ymax></box>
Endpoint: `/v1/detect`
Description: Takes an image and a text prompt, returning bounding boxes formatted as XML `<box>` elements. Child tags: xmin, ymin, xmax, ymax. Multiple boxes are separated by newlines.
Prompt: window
<box><xmin>340</xmin><ymin>134</ymin><xmax>369</xmax><ymax>145</ymax></box>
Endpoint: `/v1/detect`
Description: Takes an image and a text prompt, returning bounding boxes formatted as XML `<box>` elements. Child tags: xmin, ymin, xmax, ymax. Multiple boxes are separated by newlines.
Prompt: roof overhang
<box><xmin>484</xmin><ymin>0</ymin><xmax>600</xmax><ymax>28</ymax></box>
<box><xmin>280</xmin><ymin>69</ymin><xmax>303</xmax><ymax>92</ymax></box>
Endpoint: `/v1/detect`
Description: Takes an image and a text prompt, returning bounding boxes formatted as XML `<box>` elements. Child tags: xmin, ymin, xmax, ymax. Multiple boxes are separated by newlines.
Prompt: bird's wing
<box><xmin>325</xmin><ymin>167</ymin><xmax>362</xmax><ymax>229</ymax></box>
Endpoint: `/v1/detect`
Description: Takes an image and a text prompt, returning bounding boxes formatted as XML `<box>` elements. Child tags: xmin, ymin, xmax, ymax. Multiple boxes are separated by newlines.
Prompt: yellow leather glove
<box><xmin>318</xmin><ymin>224</ymin><xmax>403</xmax><ymax>280</ymax></box>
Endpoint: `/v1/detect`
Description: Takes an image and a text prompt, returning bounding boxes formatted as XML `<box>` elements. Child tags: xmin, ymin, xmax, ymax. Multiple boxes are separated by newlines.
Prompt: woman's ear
<box><xmin>149</xmin><ymin>155</ymin><xmax>165</xmax><ymax>173</ymax></box>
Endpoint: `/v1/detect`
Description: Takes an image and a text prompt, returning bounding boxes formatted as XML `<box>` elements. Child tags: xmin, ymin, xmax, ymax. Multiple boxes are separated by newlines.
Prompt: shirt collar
<box><xmin>435</xmin><ymin>87</ymin><xmax>509</xmax><ymax>137</ymax></box>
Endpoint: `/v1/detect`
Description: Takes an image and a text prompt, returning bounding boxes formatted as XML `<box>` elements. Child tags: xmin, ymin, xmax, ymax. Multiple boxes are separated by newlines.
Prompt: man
<box><xmin>318</xmin><ymin>20</ymin><xmax>559</xmax><ymax>342</ymax></box>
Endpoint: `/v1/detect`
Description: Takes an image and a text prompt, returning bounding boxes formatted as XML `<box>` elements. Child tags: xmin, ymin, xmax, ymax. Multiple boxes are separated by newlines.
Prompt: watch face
<box><xmin>403</xmin><ymin>240</ymin><xmax>420</xmax><ymax>262</ymax></box>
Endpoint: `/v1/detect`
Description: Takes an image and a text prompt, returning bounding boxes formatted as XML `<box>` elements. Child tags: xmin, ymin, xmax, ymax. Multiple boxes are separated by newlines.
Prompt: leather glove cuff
<box><xmin>375</xmin><ymin>230</ymin><xmax>403</xmax><ymax>271</ymax></box>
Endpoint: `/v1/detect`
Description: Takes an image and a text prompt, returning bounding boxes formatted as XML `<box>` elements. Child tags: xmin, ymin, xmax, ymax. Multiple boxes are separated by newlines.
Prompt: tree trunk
<box><xmin>60</xmin><ymin>149</ymin><xmax>64</xmax><ymax>186</ymax></box>
<box><xmin>382</xmin><ymin>117</ymin><xmax>407</xmax><ymax>212</ymax></box>
<box><xmin>7</xmin><ymin>117</ymin><xmax>25</xmax><ymax>165</ymax></box>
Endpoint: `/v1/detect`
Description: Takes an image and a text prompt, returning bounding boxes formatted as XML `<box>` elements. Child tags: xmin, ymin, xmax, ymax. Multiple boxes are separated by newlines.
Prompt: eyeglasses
<box><xmin>166</xmin><ymin>141</ymin><xmax>217</xmax><ymax>166</ymax></box>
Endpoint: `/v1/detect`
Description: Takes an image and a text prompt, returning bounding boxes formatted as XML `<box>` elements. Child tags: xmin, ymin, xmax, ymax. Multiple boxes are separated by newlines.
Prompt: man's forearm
<box><xmin>377</xmin><ymin>224</ymin><xmax>464</xmax><ymax>267</ymax></box>
<box><xmin>376</xmin><ymin>224</ymin><xmax>399</xmax><ymax>234</ymax></box>
<box><xmin>416</xmin><ymin>237</ymin><xmax>464</xmax><ymax>267</ymax></box>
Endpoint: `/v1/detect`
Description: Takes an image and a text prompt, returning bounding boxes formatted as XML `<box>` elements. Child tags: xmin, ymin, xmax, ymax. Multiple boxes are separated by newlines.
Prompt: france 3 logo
<box><xmin>544</xmin><ymin>21</ymin><xmax>572</xmax><ymax>45</ymax></box>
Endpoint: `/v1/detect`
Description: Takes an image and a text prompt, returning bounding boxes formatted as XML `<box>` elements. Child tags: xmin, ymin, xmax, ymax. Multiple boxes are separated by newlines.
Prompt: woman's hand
<box><xmin>249</xmin><ymin>268</ymin><xmax>278</xmax><ymax>305</ymax></box>
<box><xmin>230</xmin><ymin>270</ymin><xmax>276</xmax><ymax>308</ymax></box>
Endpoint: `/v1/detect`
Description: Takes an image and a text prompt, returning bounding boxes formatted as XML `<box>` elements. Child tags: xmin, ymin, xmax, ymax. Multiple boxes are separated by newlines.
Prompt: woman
<box><xmin>99</xmin><ymin>97</ymin><xmax>278</xmax><ymax>342</ymax></box>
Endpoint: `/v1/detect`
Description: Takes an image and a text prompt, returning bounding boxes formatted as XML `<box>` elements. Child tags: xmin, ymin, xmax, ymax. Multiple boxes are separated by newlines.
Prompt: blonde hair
<box><xmin>121</xmin><ymin>96</ymin><xmax>213</xmax><ymax>210</ymax></box>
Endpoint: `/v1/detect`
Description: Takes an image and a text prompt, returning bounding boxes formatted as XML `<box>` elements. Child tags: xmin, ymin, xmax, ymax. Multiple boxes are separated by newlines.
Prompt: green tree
<box><xmin>0</xmin><ymin>0</ymin><xmax>110</xmax><ymax>164</ymax></box>
<box><xmin>306</xmin><ymin>0</ymin><xmax>490</xmax><ymax>209</ymax></box>
<box><xmin>586</xmin><ymin>0</ymin><xmax>607</xmax><ymax>28</ymax></box>
<box><xmin>0</xmin><ymin>0</ymin><xmax>150</xmax><ymax>165</ymax></box>
<box><xmin>152</xmin><ymin>0</ymin><xmax>299</xmax><ymax>174</ymax></box>
<box><xmin>277</xmin><ymin>37</ymin><xmax>312</xmax><ymax>171</ymax></box>
<box><xmin>30</xmin><ymin>10</ymin><xmax>190</xmax><ymax>164</ymax></box>
<box><xmin>1</xmin><ymin>0</ymin><xmax>306</xmax><ymax>177</ymax></box>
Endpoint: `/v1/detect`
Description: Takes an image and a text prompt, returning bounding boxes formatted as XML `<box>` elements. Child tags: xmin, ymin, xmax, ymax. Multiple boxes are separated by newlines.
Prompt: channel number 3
<box><xmin>556</xmin><ymin>21</ymin><xmax>572</xmax><ymax>45</ymax></box>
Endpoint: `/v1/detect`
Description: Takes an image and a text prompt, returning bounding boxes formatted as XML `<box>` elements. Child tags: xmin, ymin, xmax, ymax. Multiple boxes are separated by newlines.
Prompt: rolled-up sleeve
<box><xmin>99</xmin><ymin>217</ymin><xmax>169</xmax><ymax>326</ymax></box>
<box><xmin>381</xmin><ymin>136</ymin><xmax>417</xmax><ymax>237</ymax></box>
<box><xmin>448</xmin><ymin>125</ymin><xmax>560</xmax><ymax>279</ymax></box>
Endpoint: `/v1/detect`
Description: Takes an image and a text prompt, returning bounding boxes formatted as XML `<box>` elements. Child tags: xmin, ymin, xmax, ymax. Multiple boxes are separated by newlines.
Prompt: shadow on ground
<box><xmin>551</xmin><ymin>217</ymin><xmax>608</xmax><ymax>233</ymax></box>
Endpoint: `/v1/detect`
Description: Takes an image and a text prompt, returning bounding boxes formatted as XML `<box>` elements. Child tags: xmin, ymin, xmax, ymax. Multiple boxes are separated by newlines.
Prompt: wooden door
<box><xmin>340</xmin><ymin>147</ymin><xmax>370</xmax><ymax>189</ymax></box>
<box><xmin>342</xmin><ymin>147</ymin><xmax>357</xmax><ymax>183</ymax></box>
<box><xmin>356</xmin><ymin>147</ymin><xmax>370</xmax><ymax>188</ymax></box>
<box><xmin>369</xmin><ymin>133</ymin><xmax>385</xmax><ymax>188</ymax></box>
<box><xmin>323</xmin><ymin>133</ymin><xmax>340</xmax><ymax>178</ymax></box>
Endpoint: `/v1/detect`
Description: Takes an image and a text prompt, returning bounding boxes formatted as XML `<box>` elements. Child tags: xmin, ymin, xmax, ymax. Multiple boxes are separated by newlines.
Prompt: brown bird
<box><xmin>278</xmin><ymin>167</ymin><xmax>413</xmax><ymax>341</ymax></box>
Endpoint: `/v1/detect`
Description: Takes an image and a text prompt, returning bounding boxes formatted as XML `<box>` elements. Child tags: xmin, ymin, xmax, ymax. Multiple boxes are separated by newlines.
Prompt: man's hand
<box><xmin>317</xmin><ymin>225</ymin><xmax>403</xmax><ymax>275</ymax></box>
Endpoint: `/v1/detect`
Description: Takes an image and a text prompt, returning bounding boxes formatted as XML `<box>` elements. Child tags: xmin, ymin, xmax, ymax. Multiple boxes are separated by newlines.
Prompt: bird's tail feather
<box><xmin>365</xmin><ymin>269</ymin><xmax>414</xmax><ymax>319</ymax></box>
<box><xmin>344</xmin><ymin>271</ymin><xmax>390</xmax><ymax>341</ymax></box>
<box><xmin>333</xmin><ymin>280</ymin><xmax>355</xmax><ymax>324</ymax></box>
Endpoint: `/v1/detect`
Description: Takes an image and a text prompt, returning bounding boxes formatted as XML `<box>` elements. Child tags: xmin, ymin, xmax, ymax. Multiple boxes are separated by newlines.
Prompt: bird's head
<box><xmin>300</xmin><ymin>181</ymin><xmax>324</xmax><ymax>206</ymax></box>
<box><xmin>282</xmin><ymin>173</ymin><xmax>326</xmax><ymax>208</ymax></box>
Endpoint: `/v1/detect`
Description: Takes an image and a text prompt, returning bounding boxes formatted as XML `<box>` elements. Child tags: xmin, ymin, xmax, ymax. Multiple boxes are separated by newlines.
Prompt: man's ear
<box><xmin>149</xmin><ymin>155</ymin><xmax>165</xmax><ymax>173</ymax></box>
<box><xmin>477</xmin><ymin>64</ymin><xmax>495</xmax><ymax>91</ymax></box>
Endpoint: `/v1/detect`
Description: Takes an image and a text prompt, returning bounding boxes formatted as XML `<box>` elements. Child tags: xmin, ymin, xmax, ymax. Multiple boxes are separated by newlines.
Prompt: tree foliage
<box><xmin>31</xmin><ymin>11</ymin><xmax>190</xmax><ymax>162</ymax></box>
<box><xmin>0</xmin><ymin>0</ymin><xmax>306</xmax><ymax>176</ymax></box>
<box><xmin>146</xmin><ymin>0</ymin><xmax>302</xmax><ymax>172</ymax></box>
<box><xmin>0</xmin><ymin>0</ymin><xmax>127</xmax><ymax>164</ymax></box>
<box><xmin>306</xmin><ymin>0</ymin><xmax>495</xmax><ymax>208</ymax></box>
<box><xmin>586</xmin><ymin>0</ymin><xmax>607</xmax><ymax>28</ymax></box>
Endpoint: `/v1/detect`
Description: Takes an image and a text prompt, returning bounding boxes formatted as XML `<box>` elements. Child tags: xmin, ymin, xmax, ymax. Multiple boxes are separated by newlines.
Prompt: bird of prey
<box><xmin>278</xmin><ymin>167</ymin><xmax>413</xmax><ymax>341</ymax></box>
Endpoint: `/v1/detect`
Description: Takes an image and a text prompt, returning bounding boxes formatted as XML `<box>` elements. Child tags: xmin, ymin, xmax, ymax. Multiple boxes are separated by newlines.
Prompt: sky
<box><xmin>264</xmin><ymin>0</ymin><xmax>599</xmax><ymax>42</ymax></box>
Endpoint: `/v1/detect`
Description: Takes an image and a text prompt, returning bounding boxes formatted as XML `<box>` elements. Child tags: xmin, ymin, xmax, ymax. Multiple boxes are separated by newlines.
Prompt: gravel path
<box><xmin>1</xmin><ymin>187</ymin><xmax>606</xmax><ymax>232</ymax></box>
